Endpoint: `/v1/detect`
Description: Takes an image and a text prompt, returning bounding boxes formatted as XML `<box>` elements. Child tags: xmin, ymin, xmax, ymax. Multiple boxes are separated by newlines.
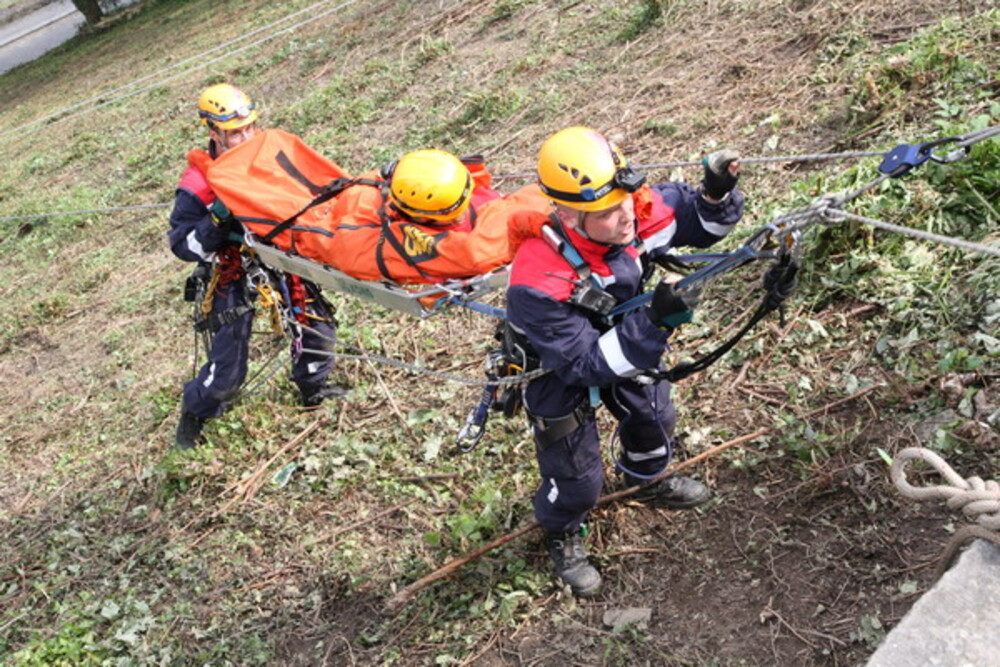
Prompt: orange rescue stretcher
<box><xmin>204</xmin><ymin>130</ymin><xmax>551</xmax><ymax>317</ymax></box>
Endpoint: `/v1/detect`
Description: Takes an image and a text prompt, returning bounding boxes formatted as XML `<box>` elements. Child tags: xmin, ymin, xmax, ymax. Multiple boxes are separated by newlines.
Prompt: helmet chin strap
<box><xmin>574</xmin><ymin>210</ymin><xmax>591</xmax><ymax>240</ymax></box>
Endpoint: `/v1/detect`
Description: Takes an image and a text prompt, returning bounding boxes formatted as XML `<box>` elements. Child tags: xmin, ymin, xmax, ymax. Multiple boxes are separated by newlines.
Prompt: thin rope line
<box><xmin>493</xmin><ymin>150</ymin><xmax>888</xmax><ymax>181</ymax></box>
<box><xmin>286</xmin><ymin>317</ymin><xmax>546</xmax><ymax>387</ymax></box>
<box><xmin>830</xmin><ymin>210</ymin><xmax>1000</xmax><ymax>258</ymax></box>
<box><xmin>0</xmin><ymin>0</ymin><xmax>357</xmax><ymax>144</ymax></box>
<box><xmin>0</xmin><ymin>0</ymin><xmax>350</xmax><ymax>141</ymax></box>
<box><xmin>637</xmin><ymin>149</ymin><xmax>888</xmax><ymax>171</ymax></box>
<box><xmin>0</xmin><ymin>202</ymin><xmax>171</xmax><ymax>222</ymax></box>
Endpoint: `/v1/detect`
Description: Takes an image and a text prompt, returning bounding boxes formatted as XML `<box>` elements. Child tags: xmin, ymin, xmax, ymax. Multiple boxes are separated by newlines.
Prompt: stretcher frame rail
<box><xmin>244</xmin><ymin>232</ymin><xmax>509</xmax><ymax>318</ymax></box>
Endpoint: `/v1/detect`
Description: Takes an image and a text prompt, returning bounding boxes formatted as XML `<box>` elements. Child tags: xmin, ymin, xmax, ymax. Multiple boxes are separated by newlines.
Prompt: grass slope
<box><xmin>0</xmin><ymin>0</ymin><xmax>997</xmax><ymax>664</ymax></box>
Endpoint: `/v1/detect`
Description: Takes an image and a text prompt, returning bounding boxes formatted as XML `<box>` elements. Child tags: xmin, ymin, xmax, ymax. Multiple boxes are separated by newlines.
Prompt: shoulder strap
<box><xmin>539</xmin><ymin>222</ymin><xmax>617</xmax><ymax>317</ymax></box>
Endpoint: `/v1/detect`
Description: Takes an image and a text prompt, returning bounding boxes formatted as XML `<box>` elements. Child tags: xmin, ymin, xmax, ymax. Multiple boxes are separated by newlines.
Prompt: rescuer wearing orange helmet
<box><xmin>504</xmin><ymin>126</ymin><xmax>749</xmax><ymax>596</ymax></box>
<box><xmin>167</xmin><ymin>84</ymin><xmax>343</xmax><ymax>450</ymax></box>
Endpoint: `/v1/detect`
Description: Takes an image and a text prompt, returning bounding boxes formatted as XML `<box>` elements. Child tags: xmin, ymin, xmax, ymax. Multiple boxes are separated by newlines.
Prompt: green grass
<box><xmin>1</xmin><ymin>0</ymin><xmax>998</xmax><ymax>664</ymax></box>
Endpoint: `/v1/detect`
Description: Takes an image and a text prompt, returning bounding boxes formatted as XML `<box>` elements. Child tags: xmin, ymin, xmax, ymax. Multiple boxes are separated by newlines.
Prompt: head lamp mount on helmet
<box><xmin>199</xmin><ymin>102</ymin><xmax>257</xmax><ymax>126</ymax></box>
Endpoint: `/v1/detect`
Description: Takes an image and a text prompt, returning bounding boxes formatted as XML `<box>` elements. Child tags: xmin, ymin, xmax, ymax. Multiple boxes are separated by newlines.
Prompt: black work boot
<box><xmin>546</xmin><ymin>528</ymin><xmax>601</xmax><ymax>598</ymax></box>
<box><xmin>175</xmin><ymin>412</ymin><xmax>205</xmax><ymax>450</ymax></box>
<box><xmin>300</xmin><ymin>382</ymin><xmax>349</xmax><ymax>408</ymax></box>
<box><xmin>625</xmin><ymin>473</ymin><xmax>712</xmax><ymax>509</ymax></box>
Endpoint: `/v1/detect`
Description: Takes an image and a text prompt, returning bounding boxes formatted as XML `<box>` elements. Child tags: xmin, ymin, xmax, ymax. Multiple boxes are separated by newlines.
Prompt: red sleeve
<box><xmin>177</xmin><ymin>165</ymin><xmax>213</xmax><ymax>205</ymax></box>
<box><xmin>508</xmin><ymin>238</ymin><xmax>575</xmax><ymax>301</ymax></box>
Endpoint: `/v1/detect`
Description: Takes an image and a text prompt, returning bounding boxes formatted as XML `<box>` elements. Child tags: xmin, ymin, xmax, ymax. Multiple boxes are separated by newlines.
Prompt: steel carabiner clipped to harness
<box><xmin>455</xmin><ymin>350</ymin><xmax>505</xmax><ymax>452</ymax></box>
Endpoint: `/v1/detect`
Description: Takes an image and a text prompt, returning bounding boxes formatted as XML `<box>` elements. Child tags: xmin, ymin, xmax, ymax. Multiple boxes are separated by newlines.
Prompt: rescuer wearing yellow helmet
<box><xmin>503</xmin><ymin>126</ymin><xmax>750</xmax><ymax>596</ymax></box>
<box><xmin>167</xmin><ymin>84</ymin><xmax>344</xmax><ymax>450</ymax></box>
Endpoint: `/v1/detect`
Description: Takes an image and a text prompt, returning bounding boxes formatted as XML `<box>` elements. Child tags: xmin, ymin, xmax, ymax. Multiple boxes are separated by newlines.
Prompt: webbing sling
<box><xmin>261</xmin><ymin>177</ymin><xmax>382</xmax><ymax>244</ymax></box>
<box><xmin>194</xmin><ymin>303</ymin><xmax>254</xmax><ymax>333</ymax></box>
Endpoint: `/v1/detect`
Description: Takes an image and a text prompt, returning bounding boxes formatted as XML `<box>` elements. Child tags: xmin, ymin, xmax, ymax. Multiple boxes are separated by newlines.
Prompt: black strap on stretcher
<box><xmin>262</xmin><ymin>177</ymin><xmax>381</xmax><ymax>244</ymax></box>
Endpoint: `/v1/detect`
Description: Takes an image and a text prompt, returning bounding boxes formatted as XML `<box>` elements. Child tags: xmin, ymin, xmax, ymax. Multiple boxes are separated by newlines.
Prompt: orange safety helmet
<box><xmin>536</xmin><ymin>126</ymin><xmax>646</xmax><ymax>212</ymax></box>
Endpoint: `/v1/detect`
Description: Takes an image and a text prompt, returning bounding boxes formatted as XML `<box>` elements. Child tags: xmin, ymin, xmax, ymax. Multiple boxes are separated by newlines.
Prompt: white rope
<box><xmin>891</xmin><ymin>447</ymin><xmax>1000</xmax><ymax>531</ymax></box>
<box><xmin>0</xmin><ymin>0</ymin><xmax>353</xmax><ymax>142</ymax></box>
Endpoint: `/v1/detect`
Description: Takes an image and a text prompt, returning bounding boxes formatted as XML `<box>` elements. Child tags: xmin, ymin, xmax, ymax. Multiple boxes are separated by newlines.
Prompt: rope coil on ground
<box><xmin>890</xmin><ymin>446</ymin><xmax>1000</xmax><ymax>531</ymax></box>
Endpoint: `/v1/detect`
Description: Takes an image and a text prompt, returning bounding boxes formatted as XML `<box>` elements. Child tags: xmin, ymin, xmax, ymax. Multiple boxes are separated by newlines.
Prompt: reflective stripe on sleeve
<box><xmin>598</xmin><ymin>329</ymin><xmax>641</xmax><ymax>378</ymax></box>
<box><xmin>697</xmin><ymin>211</ymin><xmax>733</xmax><ymax>237</ymax></box>
<box><xmin>186</xmin><ymin>230</ymin><xmax>216</xmax><ymax>262</ymax></box>
<box><xmin>643</xmin><ymin>222</ymin><xmax>677</xmax><ymax>252</ymax></box>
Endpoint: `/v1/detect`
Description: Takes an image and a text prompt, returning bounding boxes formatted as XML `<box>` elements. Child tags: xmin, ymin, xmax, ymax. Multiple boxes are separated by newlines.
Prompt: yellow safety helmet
<box><xmin>387</xmin><ymin>149</ymin><xmax>473</xmax><ymax>222</ymax></box>
<box><xmin>536</xmin><ymin>126</ymin><xmax>646</xmax><ymax>212</ymax></box>
<box><xmin>198</xmin><ymin>83</ymin><xmax>258</xmax><ymax>131</ymax></box>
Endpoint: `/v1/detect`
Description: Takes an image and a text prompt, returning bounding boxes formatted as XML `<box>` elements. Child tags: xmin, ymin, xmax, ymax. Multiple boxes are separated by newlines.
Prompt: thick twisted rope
<box><xmin>890</xmin><ymin>447</ymin><xmax>1000</xmax><ymax>531</ymax></box>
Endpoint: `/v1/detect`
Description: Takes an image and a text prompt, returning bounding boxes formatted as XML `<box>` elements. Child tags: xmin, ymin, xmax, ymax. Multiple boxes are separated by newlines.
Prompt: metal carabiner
<box><xmin>929</xmin><ymin>144</ymin><xmax>969</xmax><ymax>164</ymax></box>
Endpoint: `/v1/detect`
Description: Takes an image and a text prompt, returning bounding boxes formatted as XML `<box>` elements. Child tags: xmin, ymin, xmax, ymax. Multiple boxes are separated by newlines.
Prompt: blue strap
<box><xmin>588</xmin><ymin>385</ymin><xmax>602</xmax><ymax>408</ymax></box>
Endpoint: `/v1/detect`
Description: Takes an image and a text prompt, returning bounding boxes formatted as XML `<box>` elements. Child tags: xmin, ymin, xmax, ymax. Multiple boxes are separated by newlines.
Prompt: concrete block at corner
<box><xmin>867</xmin><ymin>539</ymin><xmax>1000</xmax><ymax>667</ymax></box>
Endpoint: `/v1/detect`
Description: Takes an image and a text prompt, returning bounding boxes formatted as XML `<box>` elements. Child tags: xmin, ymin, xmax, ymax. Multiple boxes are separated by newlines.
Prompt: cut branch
<box><xmin>384</xmin><ymin>385</ymin><xmax>881</xmax><ymax>613</ymax></box>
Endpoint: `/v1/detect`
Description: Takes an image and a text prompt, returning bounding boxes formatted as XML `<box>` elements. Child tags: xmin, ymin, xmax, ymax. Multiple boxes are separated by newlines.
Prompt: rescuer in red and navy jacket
<box><xmin>167</xmin><ymin>84</ymin><xmax>341</xmax><ymax>450</ymax></box>
<box><xmin>504</xmin><ymin>127</ymin><xmax>744</xmax><ymax>597</ymax></box>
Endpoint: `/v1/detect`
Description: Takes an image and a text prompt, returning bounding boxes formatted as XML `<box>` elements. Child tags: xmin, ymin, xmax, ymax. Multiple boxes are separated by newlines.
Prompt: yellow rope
<box><xmin>256</xmin><ymin>283</ymin><xmax>285</xmax><ymax>335</ymax></box>
<box><xmin>201</xmin><ymin>267</ymin><xmax>221</xmax><ymax>318</ymax></box>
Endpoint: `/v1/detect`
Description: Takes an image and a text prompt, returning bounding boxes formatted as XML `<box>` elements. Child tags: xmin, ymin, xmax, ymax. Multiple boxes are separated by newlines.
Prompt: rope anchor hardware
<box><xmin>877</xmin><ymin>137</ymin><xmax>960</xmax><ymax>177</ymax></box>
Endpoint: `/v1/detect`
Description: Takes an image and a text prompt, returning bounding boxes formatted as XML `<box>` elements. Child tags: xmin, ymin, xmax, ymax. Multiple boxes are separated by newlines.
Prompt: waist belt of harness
<box><xmin>532</xmin><ymin>403</ymin><xmax>593</xmax><ymax>448</ymax></box>
<box><xmin>194</xmin><ymin>304</ymin><xmax>254</xmax><ymax>333</ymax></box>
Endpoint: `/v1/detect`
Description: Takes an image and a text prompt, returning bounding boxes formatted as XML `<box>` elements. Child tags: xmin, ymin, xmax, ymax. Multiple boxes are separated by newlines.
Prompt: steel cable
<box><xmin>0</xmin><ymin>0</ymin><xmax>355</xmax><ymax>142</ymax></box>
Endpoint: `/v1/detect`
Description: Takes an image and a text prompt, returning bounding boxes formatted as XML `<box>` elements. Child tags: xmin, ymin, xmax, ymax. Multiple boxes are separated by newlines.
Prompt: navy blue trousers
<box><xmin>183</xmin><ymin>279</ymin><xmax>336</xmax><ymax>418</ymax></box>
<box><xmin>531</xmin><ymin>380</ymin><xmax>676</xmax><ymax>533</ymax></box>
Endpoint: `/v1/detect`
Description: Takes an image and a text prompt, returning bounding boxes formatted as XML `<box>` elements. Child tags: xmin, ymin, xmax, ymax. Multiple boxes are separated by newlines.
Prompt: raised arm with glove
<box><xmin>701</xmin><ymin>149</ymin><xmax>741</xmax><ymax>203</ymax></box>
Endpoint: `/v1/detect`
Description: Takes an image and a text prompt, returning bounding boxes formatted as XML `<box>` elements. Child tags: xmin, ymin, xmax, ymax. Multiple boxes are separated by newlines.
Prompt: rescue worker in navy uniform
<box><xmin>168</xmin><ymin>84</ymin><xmax>343</xmax><ymax>449</ymax></box>
<box><xmin>505</xmin><ymin>127</ymin><xmax>746</xmax><ymax>597</ymax></box>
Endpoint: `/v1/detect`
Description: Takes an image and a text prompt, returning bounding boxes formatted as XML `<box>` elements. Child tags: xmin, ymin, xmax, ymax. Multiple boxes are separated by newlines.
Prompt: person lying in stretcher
<box><xmin>201</xmin><ymin>129</ymin><xmax>553</xmax><ymax>284</ymax></box>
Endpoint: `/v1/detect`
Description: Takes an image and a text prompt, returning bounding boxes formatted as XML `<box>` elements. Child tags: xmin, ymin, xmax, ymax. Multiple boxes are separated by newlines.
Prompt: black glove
<box><xmin>209</xmin><ymin>198</ymin><xmax>232</xmax><ymax>225</ymax></box>
<box><xmin>762</xmin><ymin>261</ymin><xmax>798</xmax><ymax>311</ymax></box>
<box><xmin>647</xmin><ymin>280</ymin><xmax>702</xmax><ymax>329</ymax></box>
<box><xmin>701</xmin><ymin>149</ymin><xmax>740</xmax><ymax>201</ymax></box>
